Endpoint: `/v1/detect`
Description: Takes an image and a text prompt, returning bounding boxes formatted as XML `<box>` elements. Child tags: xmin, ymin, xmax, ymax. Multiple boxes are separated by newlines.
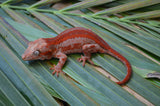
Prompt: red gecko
<box><xmin>22</xmin><ymin>27</ymin><xmax>132</xmax><ymax>85</ymax></box>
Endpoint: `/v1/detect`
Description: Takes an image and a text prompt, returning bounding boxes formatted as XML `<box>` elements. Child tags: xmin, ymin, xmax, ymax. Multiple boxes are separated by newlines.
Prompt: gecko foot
<box><xmin>50</xmin><ymin>65</ymin><xmax>65</xmax><ymax>77</ymax></box>
<box><xmin>78</xmin><ymin>55</ymin><xmax>94</xmax><ymax>66</ymax></box>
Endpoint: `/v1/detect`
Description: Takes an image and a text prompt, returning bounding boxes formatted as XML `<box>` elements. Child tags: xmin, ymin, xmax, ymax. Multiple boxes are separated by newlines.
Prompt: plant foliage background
<box><xmin>0</xmin><ymin>0</ymin><xmax>160</xmax><ymax>105</ymax></box>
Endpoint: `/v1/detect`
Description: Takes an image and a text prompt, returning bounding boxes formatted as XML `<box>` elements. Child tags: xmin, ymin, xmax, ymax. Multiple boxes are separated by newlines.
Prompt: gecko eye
<box><xmin>33</xmin><ymin>50</ymin><xmax>40</xmax><ymax>56</ymax></box>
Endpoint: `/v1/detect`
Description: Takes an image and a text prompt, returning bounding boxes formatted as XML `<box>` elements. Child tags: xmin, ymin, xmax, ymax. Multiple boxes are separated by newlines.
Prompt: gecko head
<box><xmin>22</xmin><ymin>38</ymin><xmax>53</xmax><ymax>61</ymax></box>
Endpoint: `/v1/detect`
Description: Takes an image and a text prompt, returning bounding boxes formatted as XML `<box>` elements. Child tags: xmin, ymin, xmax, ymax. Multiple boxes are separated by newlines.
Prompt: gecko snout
<box><xmin>22</xmin><ymin>54</ymin><xmax>26</xmax><ymax>60</ymax></box>
<box><xmin>22</xmin><ymin>53</ymin><xmax>30</xmax><ymax>61</ymax></box>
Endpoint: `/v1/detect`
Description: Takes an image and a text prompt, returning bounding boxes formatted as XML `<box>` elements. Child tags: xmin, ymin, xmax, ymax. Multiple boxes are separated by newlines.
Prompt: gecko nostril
<box><xmin>22</xmin><ymin>54</ymin><xmax>26</xmax><ymax>60</ymax></box>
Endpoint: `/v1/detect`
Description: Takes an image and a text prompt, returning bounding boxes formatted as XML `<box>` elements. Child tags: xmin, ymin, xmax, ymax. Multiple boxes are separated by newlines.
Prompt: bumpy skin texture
<box><xmin>22</xmin><ymin>27</ymin><xmax>132</xmax><ymax>85</ymax></box>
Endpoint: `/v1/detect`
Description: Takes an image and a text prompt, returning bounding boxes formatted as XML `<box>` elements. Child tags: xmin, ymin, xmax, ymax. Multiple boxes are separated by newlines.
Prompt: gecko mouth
<box><xmin>22</xmin><ymin>54</ymin><xmax>27</xmax><ymax>60</ymax></box>
<box><xmin>22</xmin><ymin>54</ymin><xmax>30</xmax><ymax>61</ymax></box>
<box><xmin>22</xmin><ymin>54</ymin><xmax>35</xmax><ymax>61</ymax></box>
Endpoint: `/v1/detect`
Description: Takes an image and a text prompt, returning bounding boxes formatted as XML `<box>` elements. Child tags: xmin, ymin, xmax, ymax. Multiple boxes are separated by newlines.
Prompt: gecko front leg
<box><xmin>50</xmin><ymin>52</ymin><xmax>67</xmax><ymax>76</ymax></box>
<box><xmin>78</xmin><ymin>44</ymin><xmax>106</xmax><ymax>66</ymax></box>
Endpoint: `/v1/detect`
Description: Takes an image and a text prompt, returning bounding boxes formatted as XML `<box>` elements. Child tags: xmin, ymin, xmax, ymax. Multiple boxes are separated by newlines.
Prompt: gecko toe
<box><xmin>78</xmin><ymin>55</ymin><xmax>95</xmax><ymax>66</ymax></box>
<box><xmin>51</xmin><ymin>65</ymin><xmax>65</xmax><ymax>77</ymax></box>
<box><xmin>88</xmin><ymin>59</ymin><xmax>95</xmax><ymax>65</ymax></box>
<box><xmin>50</xmin><ymin>64</ymin><xmax>56</xmax><ymax>70</ymax></box>
<box><xmin>52</xmin><ymin>70</ymin><xmax>56</xmax><ymax>75</ymax></box>
<box><xmin>56</xmin><ymin>71</ymin><xmax>59</xmax><ymax>77</ymax></box>
<box><xmin>52</xmin><ymin>70</ymin><xmax>64</xmax><ymax>77</ymax></box>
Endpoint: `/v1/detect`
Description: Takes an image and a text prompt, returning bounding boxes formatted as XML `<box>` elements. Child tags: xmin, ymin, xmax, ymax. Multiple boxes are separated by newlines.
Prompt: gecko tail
<box><xmin>106</xmin><ymin>48</ymin><xmax>132</xmax><ymax>85</ymax></box>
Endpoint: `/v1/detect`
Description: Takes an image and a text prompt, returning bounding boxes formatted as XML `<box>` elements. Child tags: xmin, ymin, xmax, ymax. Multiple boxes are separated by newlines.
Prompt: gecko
<box><xmin>22</xmin><ymin>27</ymin><xmax>132</xmax><ymax>85</ymax></box>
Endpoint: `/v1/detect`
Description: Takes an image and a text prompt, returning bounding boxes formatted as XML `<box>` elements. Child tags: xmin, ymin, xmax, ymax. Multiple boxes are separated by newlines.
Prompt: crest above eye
<box><xmin>33</xmin><ymin>50</ymin><xmax>40</xmax><ymax>56</ymax></box>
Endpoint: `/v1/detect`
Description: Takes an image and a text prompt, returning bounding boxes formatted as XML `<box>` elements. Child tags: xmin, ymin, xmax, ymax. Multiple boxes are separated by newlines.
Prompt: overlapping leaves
<box><xmin>0</xmin><ymin>0</ymin><xmax>160</xmax><ymax>105</ymax></box>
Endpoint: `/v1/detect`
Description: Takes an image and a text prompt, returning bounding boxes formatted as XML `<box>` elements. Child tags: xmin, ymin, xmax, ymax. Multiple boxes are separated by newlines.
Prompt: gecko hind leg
<box><xmin>78</xmin><ymin>44</ymin><xmax>106</xmax><ymax>66</ymax></box>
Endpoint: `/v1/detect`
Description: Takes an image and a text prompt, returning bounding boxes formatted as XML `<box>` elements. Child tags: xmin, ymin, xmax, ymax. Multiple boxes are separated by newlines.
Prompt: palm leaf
<box><xmin>0</xmin><ymin>38</ymin><xmax>58</xmax><ymax>106</ymax></box>
<box><xmin>60</xmin><ymin>0</ymin><xmax>115</xmax><ymax>12</ymax></box>
<box><xmin>94</xmin><ymin>0</ymin><xmax>160</xmax><ymax>15</ymax></box>
<box><xmin>122</xmin><ymin>10</ymin><xmax>160</xmax><ymax>20</ymax></box>
<box><xmin>0</xmin><ymin>0</ymin><xmax>160</xmax><ymax>105</ymax></box>
<box><xmin>0</xmin><ymin>70</ymin><xmax>30</xmax><ymax>106</ymax></box>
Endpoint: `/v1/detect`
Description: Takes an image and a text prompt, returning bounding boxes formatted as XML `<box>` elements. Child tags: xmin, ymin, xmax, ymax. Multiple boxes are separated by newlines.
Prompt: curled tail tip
<box><xmin>116</xmin><ymin>81</ymin><xmax>127</xmax><ymax>85</ymax></box>
<box><xmin>107</xmin><ymin>48</ymin><xmax>132</xmax><ymax>85</ymax></box>
<box><xmin>116</xmin><ymin>70</ymin><xmax>132</xmax><ymax>85</ymax></box>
